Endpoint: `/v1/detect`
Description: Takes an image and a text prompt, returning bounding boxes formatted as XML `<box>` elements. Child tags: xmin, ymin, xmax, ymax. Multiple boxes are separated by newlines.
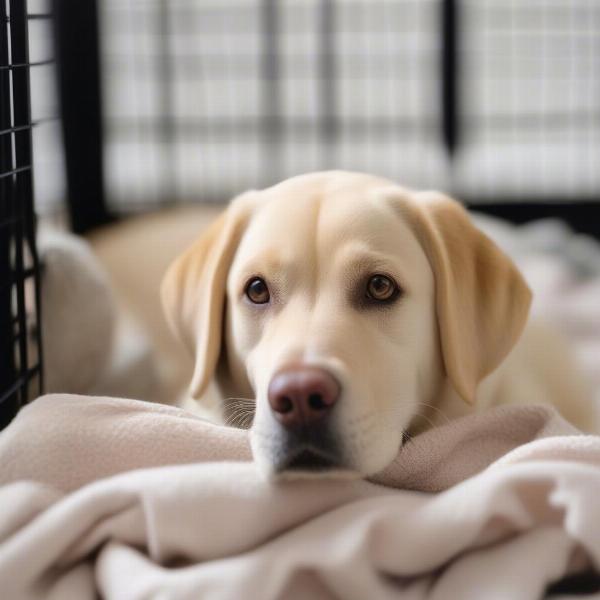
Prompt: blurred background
<box><xmin>34</xmin><ymin>0</ymin><xmax>600</xmax><ymax>219</ymax></box>
<box><xmin>2</xmin><ymin>0</ymin><xmax>600</xmax><ymax>424</ymax></box>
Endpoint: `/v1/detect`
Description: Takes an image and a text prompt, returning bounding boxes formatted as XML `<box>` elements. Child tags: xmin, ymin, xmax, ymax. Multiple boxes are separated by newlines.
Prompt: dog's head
<box><xmin>162</xmin><ymin>171</ymin><xmax>531</xmax><ymax>477</ymax></box>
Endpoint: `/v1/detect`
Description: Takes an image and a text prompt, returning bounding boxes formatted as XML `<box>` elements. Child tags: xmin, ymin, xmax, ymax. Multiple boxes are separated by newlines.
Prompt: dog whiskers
<box><xmin>225</xmin><ymin>412</ymin><xmax>253</xmax><ymax>429</ymax></box>
<box><xmin>415</xmin><ymin>401</ymin><xmax>452</xmax><ymax>425</ymax></box>
<box><xmin>224</xmin><ymin>397</ymin><xmax>256</xmax><ymax>429</ymax></box>
<box><xmin>415</xmin><ymin>412</ymin><xmax>441</xmax><ymax>430</ymax></box>
<box><xmin>225</xmin><ymin>396</ymin><xmax>255</xmax><ymax>405</ymax></box>
<box><xmin>387</xmin><ymin>399</ymin><xmax>452</xmax><ymax>429</ymax></box>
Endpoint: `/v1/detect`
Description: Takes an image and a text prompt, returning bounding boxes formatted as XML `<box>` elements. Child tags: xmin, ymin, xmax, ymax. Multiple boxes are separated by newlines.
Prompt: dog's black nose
<box><xmin>268</xmin><ymin>366</ymin><xmax>340</xmax><ymax>429</ymax></box>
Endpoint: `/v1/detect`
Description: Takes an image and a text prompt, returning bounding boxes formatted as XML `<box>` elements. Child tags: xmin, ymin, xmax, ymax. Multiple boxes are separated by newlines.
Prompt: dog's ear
<box><xmin>386</xmin><ymin>189</ymin><xmax>532</xmax><ymax>405</ymax></box>
<box><xmin>161</xmin><ymin>193</ymin><xmax>257</xmax><ymax>399</ymax></box>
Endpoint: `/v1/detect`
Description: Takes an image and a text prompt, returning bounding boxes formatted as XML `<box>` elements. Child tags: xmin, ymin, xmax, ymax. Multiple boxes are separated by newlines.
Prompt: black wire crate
<box><xmin>0</xmin><ymin>0</ymin><xmax>45</xmax><ymax>429</ymax></box>
<box><xmin>96</xmin><ymin>0</ymin><xmax>600</xmax><ymax>215</ymax></box>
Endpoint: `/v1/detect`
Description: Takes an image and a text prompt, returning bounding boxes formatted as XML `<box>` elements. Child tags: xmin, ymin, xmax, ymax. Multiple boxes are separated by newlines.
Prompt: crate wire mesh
<box><xmin>457</xmin><ymin>0</ymin><xmax>600</xmax><ymax>200</ymax></box>
<box><xmin>100</xmin><ymin>0</ymin><xmax>600</xmax><ymax>213</ymax></box>
<box><xmin>101</xmin><ymin>0</ymin><xmax>445</xmax><ymax>211</ymax></box>
<box><xmin>1</xmin><ymin>0</ymin><xmax>46</xmax><ymax>429</ymax></box>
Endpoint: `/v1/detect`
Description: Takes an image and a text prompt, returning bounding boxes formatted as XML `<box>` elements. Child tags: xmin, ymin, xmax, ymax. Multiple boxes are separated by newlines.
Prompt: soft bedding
<box><xmin>0</xmin><ymin>394</ymin><xmax>599</xmax><ymax>599</ymax></box>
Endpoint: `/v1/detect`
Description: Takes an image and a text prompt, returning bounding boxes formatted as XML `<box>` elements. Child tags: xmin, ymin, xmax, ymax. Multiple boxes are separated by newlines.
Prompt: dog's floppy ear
<box><xmin>386</xmin><ymin>189</ymin><xmax>532</xmax><ymax>405</ymax></box>
<box><xmin>161</xmin><ymin>193</ymin><xmax>257</xmax><ymax>398</ymax></box>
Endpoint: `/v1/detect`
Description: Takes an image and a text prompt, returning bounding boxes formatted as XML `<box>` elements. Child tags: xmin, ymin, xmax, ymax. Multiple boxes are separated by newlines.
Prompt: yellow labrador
<box><xmin>162</xmin><ymin>171</ymin><xmax>593</xmax><ymax>477</ymax></box>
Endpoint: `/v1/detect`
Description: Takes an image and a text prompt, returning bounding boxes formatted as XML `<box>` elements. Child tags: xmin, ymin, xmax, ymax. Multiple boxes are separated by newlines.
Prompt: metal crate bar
<box><xmin>53</xmin><ymin>0</ymin><xmax>113</xmax><ymax>233</ymax></box>
<box><xmin>440</xmin><ymin>0</ymin><xmax>460</xmax><ymax>157</ymax></box>
<box><xmin>0</xmin><ymin>0</ymin><xmax>44</xmax><ymax>429</ymax></box>
<box><xmin>0</xmin><ymin>58</ymin><xmax>54</xmax><ymax>70</ymax></box>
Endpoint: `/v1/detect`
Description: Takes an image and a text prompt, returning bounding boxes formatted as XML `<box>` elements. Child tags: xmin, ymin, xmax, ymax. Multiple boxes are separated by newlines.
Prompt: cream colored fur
<box><xmin>162</xmin><ymin>171</ymin><xmax>594</xmax><ymax>476</ymax></box>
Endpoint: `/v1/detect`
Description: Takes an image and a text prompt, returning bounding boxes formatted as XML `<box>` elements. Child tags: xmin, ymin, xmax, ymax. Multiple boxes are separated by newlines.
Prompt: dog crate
<box><xmin>0</xmin><ymin>0</ymin><xmax>47</xmax><ymax>428</ymax></box>
<box><xmin>70</xmin><ymin>0</ymin><xmax>598</xmax><ymax>235</ymax></box>
<box><xmin>36</xmin><ymin>0</ymin><xmax>598</xmax><ymax>237</ymax></box>
<box><xmin>2</xmin><ymin>0</ymin><xmax>600</xmax><ymax>427</ymax></box>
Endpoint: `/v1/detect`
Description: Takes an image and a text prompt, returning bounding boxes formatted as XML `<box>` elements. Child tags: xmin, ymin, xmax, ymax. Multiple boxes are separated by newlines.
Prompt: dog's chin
<box><xmin>256</xmin><ymin>451</ymin><xmax>394</xmax><ymax>482</ymax></box>
<box><xmin>255</xmin><ymin>453</ymin><xmax>391</xmax><ymax>481</ymax></box>
<box><xmin>250</xmin><ymin>447</ymin><xmax>360</xmax><ymax>481</ymax></box>
<box><xmin>266</xmin><ymin>448</ymin><xmax>360</xmax><ymax>480</ymax></box>
<box><xmin>250</xmin><ymin>422</ymin><xmax>404</xmax><ymax>481</ymax></box>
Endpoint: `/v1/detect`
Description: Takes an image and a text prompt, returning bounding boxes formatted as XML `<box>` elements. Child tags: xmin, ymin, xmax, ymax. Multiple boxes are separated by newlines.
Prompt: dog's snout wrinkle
<box><xmin>268</xmin><ymin>365</ymin><xmax>340</xmax><ymax>428</ymax></box>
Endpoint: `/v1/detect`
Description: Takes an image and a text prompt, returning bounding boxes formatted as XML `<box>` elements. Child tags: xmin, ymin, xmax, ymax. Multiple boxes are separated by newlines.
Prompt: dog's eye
<box><xmin>245</xmin><ymin>277</ymin><xmax>270</xmax><ymax>304</ymax></box>
<box><xmin>366</xmin><ymin>274</ymin><xmax>399</xmax><ymax>302</ymax></box>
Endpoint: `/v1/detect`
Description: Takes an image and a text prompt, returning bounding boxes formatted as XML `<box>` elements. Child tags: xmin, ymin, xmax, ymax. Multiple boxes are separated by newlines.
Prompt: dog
<box><xmin>161</xmin><ymin>171</ymin><xmax>593</xmax><ymax>478</ymax></box>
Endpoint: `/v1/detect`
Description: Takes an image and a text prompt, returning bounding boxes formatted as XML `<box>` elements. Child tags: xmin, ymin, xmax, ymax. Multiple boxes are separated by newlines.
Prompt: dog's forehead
<box><xmin>241</xmin><ymin>181</ymin><xmax>419</xmax><ymax>255</ymax></box>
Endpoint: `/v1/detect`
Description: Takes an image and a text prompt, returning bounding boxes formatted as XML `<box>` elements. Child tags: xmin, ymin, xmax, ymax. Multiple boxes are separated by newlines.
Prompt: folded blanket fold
<box><xmin>0</xmin><ymin>394</ymin><xmax>598</xmax><ymax>600</ymax></box>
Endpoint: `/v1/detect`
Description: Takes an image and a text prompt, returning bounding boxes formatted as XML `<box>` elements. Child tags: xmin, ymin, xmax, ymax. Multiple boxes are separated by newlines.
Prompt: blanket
<box><xmin>0</xmin><ymin>394</ymin><xmax>599</xmax><ymax>599</ymax></box>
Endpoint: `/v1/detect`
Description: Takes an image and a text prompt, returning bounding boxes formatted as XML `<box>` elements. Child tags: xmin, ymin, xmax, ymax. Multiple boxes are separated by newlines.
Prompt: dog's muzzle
<box><xmin>267</xmin><ymin>365</ymin><xmax>345</xmax><ymax>473</ymax></box>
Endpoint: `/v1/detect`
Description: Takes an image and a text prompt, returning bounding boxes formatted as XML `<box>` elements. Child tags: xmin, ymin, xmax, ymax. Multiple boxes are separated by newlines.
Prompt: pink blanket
<box><xmin>0</xmin><ymin>394</ymin><xmax>599</xmax><ymax>599</ymax></box>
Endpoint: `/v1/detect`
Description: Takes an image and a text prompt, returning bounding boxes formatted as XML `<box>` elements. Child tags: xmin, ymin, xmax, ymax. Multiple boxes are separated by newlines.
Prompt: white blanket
<box><xmin>0</xmin><ymin>394</ymin><xmax>599</xmax><ymax>599</ymax></box>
